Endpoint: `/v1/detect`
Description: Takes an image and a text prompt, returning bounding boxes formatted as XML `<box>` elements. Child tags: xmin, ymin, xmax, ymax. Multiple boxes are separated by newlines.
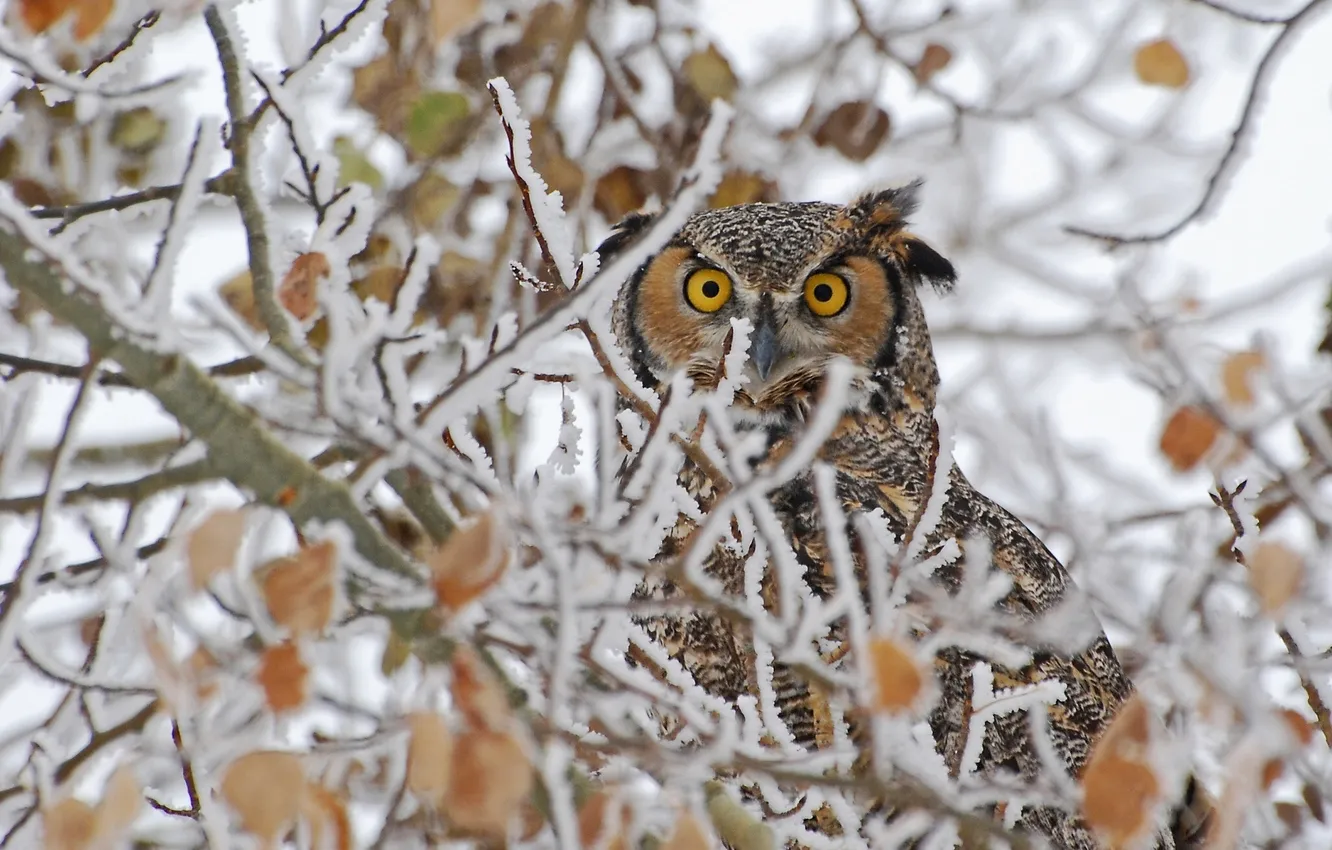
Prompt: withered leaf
<box><xmin>1134</xmin><ymin>39</ymin><xmax>1190</xmax><ymax>89</ymax></box>
<box><xmin>187</xmin><ymin>509</ymin><xmax>245</xmax><ymax>591</ymax></box>
<box><xmin>442</xmin><ymin>730</ymin><xmax>533</xmax><ymax>837</ymax></box>
<box><xmin>813</xmin><ymin>101</ymin><xmax>892</xmax><ymax>163</ymax></box>
<box><xmin>867</xmin><ymin>637</ymin><xmax>925</xmax><ymax>714</ymax></box>
<box><xmin>1159</xmin><ymin>405</ymin><xmax>1220</xmax><ymax>472</ymax></box>
<box><xmin>256</xmin><ymin>642</ymin><xmax>308</xmax><ymax>713</ymax></box>
<box><xmin>220</xmin><ymin>751</ymin><xmax>307</xmax><ymax>844</ymax></box>
<box><xmin>259</xmin><ymin>540</ymin><xmax>337</xmax><ymax>636</ymax></box>
<box><xmin>683</xmin><ymin>45</ymin><xmax>738</xmax><ymax>102</ymax></box>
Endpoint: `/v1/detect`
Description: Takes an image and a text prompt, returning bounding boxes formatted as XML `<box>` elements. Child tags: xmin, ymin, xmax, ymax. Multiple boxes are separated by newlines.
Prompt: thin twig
<box><xmin>1066</xmin><ymin>0</ymin><xmax>1330</xmax><ymax>245</ymax></box>
<box><xmin>204</xmin><ymin>6</ymin><xmax>305</xmax><ymax>362</ymax></box>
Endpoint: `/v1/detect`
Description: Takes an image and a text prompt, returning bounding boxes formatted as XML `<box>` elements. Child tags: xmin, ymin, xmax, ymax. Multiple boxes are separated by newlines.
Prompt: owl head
<box><xmin>607</xmin><ymin>182</ymin><xmax>956</xmax><ymax>428</ymax></box>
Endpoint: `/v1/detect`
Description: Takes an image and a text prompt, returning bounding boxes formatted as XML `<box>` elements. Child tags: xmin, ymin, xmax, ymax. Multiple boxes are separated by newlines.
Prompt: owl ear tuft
<box><xmin>596</xmin><ymin>212</ymin><xmax>657</xmax><ymax>263</ymax></box>
<box><xmin>850</xmin><ymin>180</ymin><xmax>955</xmax><ymax>293</ymax></box>
<box><xmin>900</xmin><ymin>236</ymin><xmax>956</xmax><ymax>293</ymax></box>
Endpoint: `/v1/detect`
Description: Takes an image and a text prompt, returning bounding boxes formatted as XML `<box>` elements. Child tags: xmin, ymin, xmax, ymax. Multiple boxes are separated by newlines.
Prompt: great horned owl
<box><xmin>605</xmin><ymin>184</ymin><xmax>1193</xmax><ymax>848</ymax></box>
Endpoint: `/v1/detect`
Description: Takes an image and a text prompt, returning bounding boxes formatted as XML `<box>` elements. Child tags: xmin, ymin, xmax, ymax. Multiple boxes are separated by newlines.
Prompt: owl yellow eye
<box><xmin>683</xmin><ymin>268</ymin><xmax>732</xmax><ymax>313</ymax></box>
<box><xmin>804</xmin><ymin>272</ymin><xmax>849</xmax><ymax>317</ymax></box>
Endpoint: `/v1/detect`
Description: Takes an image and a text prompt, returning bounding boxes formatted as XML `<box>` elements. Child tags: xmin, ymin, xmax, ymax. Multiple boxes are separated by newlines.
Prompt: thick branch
<box><xmin>0</xmin><ymin>228</ymin><xmax>419</xmax><ymax>581</ymax></box>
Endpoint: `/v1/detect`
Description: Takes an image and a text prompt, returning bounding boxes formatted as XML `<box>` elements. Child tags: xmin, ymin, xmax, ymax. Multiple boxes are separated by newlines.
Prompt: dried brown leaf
<box><xmin>1082</xmin><ymin>695</ymin><xmax>1160</xmax><ymax>848</ymax></box>
<box><xmin>405</xmin><ymin>711</ymin><xmax>455</xmax><ymax>807</ymax></box>
<box><xmin>430</xmin><ymin>0</ymin><xmax>481</xmax><ymax>45</ymax></box>
<box><xmin>428</xmin><ymin>512</ymin><xmax>509</xmax><ymax>612</ymax></box>
<box><xmin>91</xmin><ymin>765</ymin><xmax>141</xmax><ymax>843</ymax></box>
<box><xmin>20</xmin><ymin>0</ymin><xmax>72</xmax><ymax>34</ymax></box>
<box><xmin>913</xmin><ymin>43</ymin><xmax>953</xmax><ymax>84</ymax></box>
<box><xmin>219</xmin><ymin>270</ymin><xmax>263</xmax><ymax>331</ymax></box>
<box><xmin>578</xmin><ymin>789</ymin><xmax>631</xmax><ymax>850</ymax></box>
<box><xmin>1134</xmin><ymin>38</ymin><xmax>1190</xmax><ymax>88</ymax></box>
<box><xmin>187</xmin><ymin>509</ymin><xmax>245</xmax><ymax>591</ymax></box>
<box><xmin>442</xmin><ymin>730</ymin><xmax>533</xmax><ymax>837</ymax></box>
<box><xmin>1248</xmin><ymin>541</ymin><xmax>1303</xmax><ymax>616</ymax></box>
<box><xmin>710</xmin><ymin>170</ymin><xmax>776</xmax><ymax>209</ymax></box>
<box><xmin>813</xmin><ymin>101</ymin><xmax>891</xmax><ymax>162</ymax></box>
<box><xmin>256</xmin><ymin>642</ymin><xmax>308</xmax><ymax>713</ymax></box>
<box><xmin>451</xmin><ymin>645</ymin><xmax>511</xmax><ymax>730</ymax></box>
<box><xmin>71</xmin><ymin>0</ymin><xmax>111</xmax><ymax>40</ymax></box>
<box><xmin>1159</xmin><ymin>405</ymin><xmax>1221</xmax><ymax>472</ymax></box>
<box><xmin>867</xmin><ymin>637</ymin><xmax>924</xmax><ymax>714</ymax></box>
<box><xmin>301</xmin><ymin>784</ymin><xmax>352</xmax><ymax>850</ymax></box>
<box><xmin>42</xmin><ymin>797</ymin><xmax>95</xmax><ymax>850</ymax></box>
<box><xmin>220</xmin><ymin>751</ymin><xmax>307</xmax><ymax>844</ymax></box>
<box><xmin>1221</xmin><ymin>350</ymin><xmax>1266</xmax><ymax>408</ymax></box>
<box><xmin>279</xmin><ymin>252</ymin><xmax>330</xmax><ymax>321</ymax></box>
<box><xmin>594</xmin><ymin>166</ymin><xmax>649</xmax><ymax>222</ymax></box>
<box><xmin>259</xmin><ymin>540</ymin><xmax>337</xmax><ymax>636</ymax></box>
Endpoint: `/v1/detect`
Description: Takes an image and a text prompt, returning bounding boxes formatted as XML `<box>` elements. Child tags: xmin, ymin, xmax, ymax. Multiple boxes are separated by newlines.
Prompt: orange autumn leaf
<box><xmin>1082</xmin><ymin>695</ymin><xmax>1161</xmax><ymax>849</ymax></box>
<box><xmin>428</xmin><ymin>511</ymin><xmax>510</xmax><ymax>612</ymax></box>
<box><xmin>867</xmin><ymin>637</ymin><xmax>925</xmax><ymax>713</ymax></box>
<box><xmin>661</xmin><ymin>811</ymin><xmax>716</xmax><ymax>850</ymax></box>
<box><xmin>1134</xmin><ymin>38</ymin><xmax>1190</xmax><ymax>88</ymax></box>
<box><xmin>1159</xmin><ymin>405</ymin><xmax>1221</xmax><ymax>472</ymax></box>
<box><xmin>450</xmin><ymin>645</ymin><xmax>511</xmax><ymax>731</ymax></box>
<box><xmin>279</xmin><ymin>252</ymin><xmax>330</xmax><ymax>321</ymax></box>
<box><xmin>301</xmin><ymin>784</ymin><xmax>352</xmax><ymax>850</ymax></box>
<box><xmin>578</xmin><ymin>789</ymin><xmax>631</xmax><ymax>850</ymax></box>
<box><xmin>187</xmin><ymin>509</ymin><xmax>245</xmax><ymax>590</ymax></box>
<box><xmin>72</xmin><ymin>0</ymin><xmax>111</xmax><ymax>40</ymax></box>
<box><xmin>1247</xmin><ymin>541</ymin><xmax>1303</xmax><ymax>616</ymax></box>
<box><xmin>20</xmin><ymin>0</ymin><xmax>72</xmax><ymax>34</ymax></box>
<box><xmin>259</xmin><ymin>540</ymin><xmax>337</xmax><ymax>636</ymax></box>
<box><xmin>256</xmin><ymin>642</ymin><xmax>308</xmax><ymax>713</ymax></box>
<box><xmin>220</xmin><ymin>751</ymin><xmax>307</xmax><ymax>845</ymax></box>
<box><xmin>1221</xmin><ymin>350</ymin><xmax>1266</xmax><ymax>408</ymax></box>
<box><xmin>442</xmin><ymin>729</ymin><xmax>533</xmax><ymax>837</ymax></box>
<box><xmin>42</xmin><ymin>797</ymin><xmax>96</xmax><ymax>850</ymax></box>
<box><xmin>19</xmin><ymin>0</ymin><xmax>111</xmax><ymax>40</ymax></box>
<box><xmin>405</xmin><ymin>711</ymin><xmax>455</xmax><ymax>807</ymax></box>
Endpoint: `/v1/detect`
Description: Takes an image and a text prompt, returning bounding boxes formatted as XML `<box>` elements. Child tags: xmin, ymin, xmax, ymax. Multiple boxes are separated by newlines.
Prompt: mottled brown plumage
<box><xmin>605</xmin><ymin>186</ymin><xmax>1192</xmax><ymax>848</ymax></box>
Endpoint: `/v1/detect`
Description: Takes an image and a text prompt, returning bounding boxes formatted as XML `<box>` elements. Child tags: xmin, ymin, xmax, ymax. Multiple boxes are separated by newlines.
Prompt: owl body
<box><xmin>607</xmin><ymin>188</ymin><xmax>1178</xmax><ymax>848</ymax></box>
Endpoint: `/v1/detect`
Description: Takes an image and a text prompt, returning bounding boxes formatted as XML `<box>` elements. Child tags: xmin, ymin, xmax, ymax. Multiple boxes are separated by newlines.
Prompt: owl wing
<box><xmin>763</xmin><ymin>408</ymin><xmax>1180</xmax><ymax>849</ymax></box>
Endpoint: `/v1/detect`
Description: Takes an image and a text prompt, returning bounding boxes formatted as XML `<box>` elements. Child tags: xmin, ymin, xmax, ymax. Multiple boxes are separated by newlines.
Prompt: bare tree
<box><xmin>1</xmin><ymin>0</ymin><xmax>1330</xmax><ymax>847</ymax></box>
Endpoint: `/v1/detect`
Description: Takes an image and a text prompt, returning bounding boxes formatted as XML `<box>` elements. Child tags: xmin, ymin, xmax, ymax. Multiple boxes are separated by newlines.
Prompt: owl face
<box><xmin>609</xmin><ymin>185</ymin><xmax>956</xmax><ymax>426</ymax></box>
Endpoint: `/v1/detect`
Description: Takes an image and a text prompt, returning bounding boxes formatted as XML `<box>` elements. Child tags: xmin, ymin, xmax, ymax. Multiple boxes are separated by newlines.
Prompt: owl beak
<box><xmin>751</xmin><ymin>317</ymin><xmax>781</xmax><ymax>381</ymax></box>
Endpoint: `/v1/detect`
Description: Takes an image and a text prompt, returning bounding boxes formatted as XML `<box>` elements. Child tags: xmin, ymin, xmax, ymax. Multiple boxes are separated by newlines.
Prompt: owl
<box><xmin>604</xmin><ymin>184</ymin><xmax>1203</xmax><ymax>848</ymax></box>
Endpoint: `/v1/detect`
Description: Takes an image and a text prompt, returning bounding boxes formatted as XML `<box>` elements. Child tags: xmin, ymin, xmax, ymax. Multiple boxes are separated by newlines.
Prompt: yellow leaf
<box><xmin>1134</xmin><ymin>39</ymin><xmax>1190</xmax><ymax>89</ymax></box>
<box><xmin>1248</xmin><ymin>541</ymin><xmax>1303</xmax><ymax>616</ymax></box>
<box><xmin>683</xmin><ymin>45</ymin><xmax>738</xmax><ymax>102</ymax></box>
<box><xmin>405</xmin><ymin>712</ymin><xmax>455</xmax><ymax>807</ymax></box>
<box><xmin>867</xmin><ymin>637</ymin><xmax>925</xmax><ymax>714</ymax></box>
<box><xmin>221</xmin><ymin>751</ymin><xmax>307</xmax><ymax>844</ymax></box>
<box><xmin>187</xmin><ymin>509</ymin><xmax>245</xmax><ymax>591</ymax></box>
<box><xmin>1159</xmin><ymin>405</ymin><xmax>1221</xmax><ymax>472</ymax></box>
